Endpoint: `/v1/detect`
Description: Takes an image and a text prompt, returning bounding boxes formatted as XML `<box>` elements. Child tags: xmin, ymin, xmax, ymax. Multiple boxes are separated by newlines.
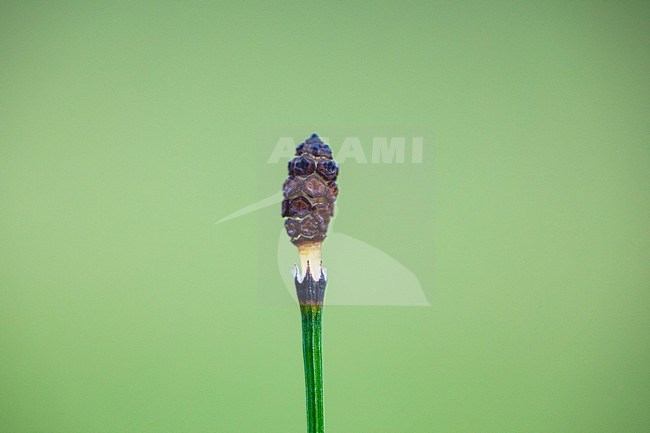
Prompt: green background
<box><xmin>1</xmin><ymin>1</ymin><xmax>648</xmax><ymax>432</ymax></box>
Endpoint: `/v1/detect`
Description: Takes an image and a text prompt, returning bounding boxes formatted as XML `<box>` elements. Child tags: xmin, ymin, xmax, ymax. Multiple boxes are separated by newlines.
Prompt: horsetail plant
<box><xmin>281</xmin><ymin>133</ymin><xmax>339</xmax><ymax>433</ymax></box>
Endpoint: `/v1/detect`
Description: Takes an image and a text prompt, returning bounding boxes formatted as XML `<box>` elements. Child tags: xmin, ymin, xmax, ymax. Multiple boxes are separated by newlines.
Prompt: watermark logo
<box><xmin>217</xmin><ymin>134</ymin><xmax>431</xmax><ymax>306</ymax></box>
<box><xmin>267</xmin><ymin>136</ymin><xmax>424</xmax><ymax>164</ymax></box>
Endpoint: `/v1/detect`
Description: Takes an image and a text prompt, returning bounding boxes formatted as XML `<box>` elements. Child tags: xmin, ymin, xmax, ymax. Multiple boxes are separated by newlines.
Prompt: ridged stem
<box><xmin>300</xmin><ymin>305</ymin><xmax>324</xmax><ymax>433</ymax></box>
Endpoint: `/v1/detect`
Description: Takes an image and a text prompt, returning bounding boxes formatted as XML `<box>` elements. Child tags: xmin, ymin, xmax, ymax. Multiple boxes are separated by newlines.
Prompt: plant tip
<box><xmin>282</xmin><ymin>133</ymin><xmax>339</xmax><ymax>247</ymax></box>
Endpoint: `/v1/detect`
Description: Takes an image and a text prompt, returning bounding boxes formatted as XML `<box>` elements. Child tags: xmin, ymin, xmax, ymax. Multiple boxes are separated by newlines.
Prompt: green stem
<box><xmin>300</xmin><ymin>305</ymin><xmax>324</xmax><ymax>433</ymax></box>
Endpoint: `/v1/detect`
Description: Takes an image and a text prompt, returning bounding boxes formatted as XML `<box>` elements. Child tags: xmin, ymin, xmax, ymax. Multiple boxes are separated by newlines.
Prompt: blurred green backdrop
<box><xmin>1</xmin><ymin>1</ymin><xmax>649</xmax><ymax>432</ymax></box>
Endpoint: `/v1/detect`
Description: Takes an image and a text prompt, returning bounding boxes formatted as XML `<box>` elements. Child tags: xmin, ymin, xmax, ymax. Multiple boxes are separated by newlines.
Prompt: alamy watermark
<box><xmin>267</xmin><ymin>136</ymin><xmax>424</xmax><ymax>164</ymax></box>
<box><xmin>217</xmin><ymin>132</ymin><xmax>431</xmax><ymax>306</ymax></box>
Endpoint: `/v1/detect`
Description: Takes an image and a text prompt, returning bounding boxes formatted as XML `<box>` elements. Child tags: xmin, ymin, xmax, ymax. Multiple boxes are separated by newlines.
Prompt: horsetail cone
<box><xmin>282</xmin><ymin>133</ymin><xmax>339</xmax><ymax>280</ymax></box>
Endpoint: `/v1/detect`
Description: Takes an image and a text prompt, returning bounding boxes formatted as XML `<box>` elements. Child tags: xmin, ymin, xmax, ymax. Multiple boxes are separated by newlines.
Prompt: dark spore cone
<box><xmin>282</xmin><ymin>133</ymin><xmax>339</xmax><ymax>246</ymax></box>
